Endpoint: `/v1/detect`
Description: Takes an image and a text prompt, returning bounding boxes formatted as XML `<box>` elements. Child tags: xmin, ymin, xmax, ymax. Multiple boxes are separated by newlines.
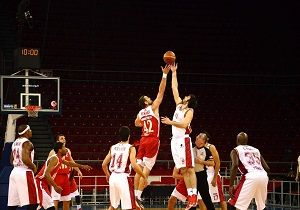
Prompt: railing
<box><xmin>68</xmin><ymin>174</ymin><xmax>300</xmax><ymax>209</ymax></box>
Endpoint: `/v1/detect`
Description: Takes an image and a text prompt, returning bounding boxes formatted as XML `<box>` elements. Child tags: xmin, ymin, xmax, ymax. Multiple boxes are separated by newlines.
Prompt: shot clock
<box><xmin>14</xmin><ymin>47</ymin><xmax>40</xmax><ymax>69</ymax></box>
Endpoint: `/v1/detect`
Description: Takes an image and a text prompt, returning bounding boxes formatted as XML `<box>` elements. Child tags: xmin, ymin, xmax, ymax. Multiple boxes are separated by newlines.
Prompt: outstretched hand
<box><xmin>161</xmin><ymin>64</ymin><xmax>171</xmax><ymax>74</ymax></box>
<box><xmin>161</xmin><ymin>116</ymin><xmax>172</xmax><ymax>125</ymax></box>
<box><xmin>170</xmin><ymin>63</ymin><xmax>178</xmax><ymax>72</ymax></box>
<box><xmin>82</xmin><ymin>165</ymin><xmax>93</xmax><ymax>171</ymax></box>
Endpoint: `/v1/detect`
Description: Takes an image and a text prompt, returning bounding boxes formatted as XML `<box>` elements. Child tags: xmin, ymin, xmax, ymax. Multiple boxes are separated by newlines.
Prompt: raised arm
<box><xmin>210</xmin><ymin>144</ymin><xmax>221</xmax><ymax>187</ymax></box>
<box><xmin>22</xmin><ymin>141</ymin><xmax>37</xmax><ymax>173</ymax></box>
<box><xmin>151</xmin><ymin>65</ymin><xmax>171</xmax><ymax>110</ymax></box>
<box><xmin>171</xmin><ymin>64</ymin><xmax>182</xmax><ymax>105</ymax></box>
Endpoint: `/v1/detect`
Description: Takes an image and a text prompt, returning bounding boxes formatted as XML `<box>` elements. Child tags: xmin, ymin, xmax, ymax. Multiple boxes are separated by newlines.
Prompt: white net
<box><xmin>25</xmin><ymin>106</ymin><xmax>40</xmax><ymax>118</ymax></box>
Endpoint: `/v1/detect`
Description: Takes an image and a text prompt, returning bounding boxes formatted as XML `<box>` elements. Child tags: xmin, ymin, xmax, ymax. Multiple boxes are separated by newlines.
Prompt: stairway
<box><xmin>28</xmin><ymin>116</ymin><xmax>54</xmax><ymax>161</ymax></box>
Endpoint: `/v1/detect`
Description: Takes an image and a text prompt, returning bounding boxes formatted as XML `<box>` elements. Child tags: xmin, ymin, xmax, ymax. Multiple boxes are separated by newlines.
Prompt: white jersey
<box><xmin>235</xmin><ymin>145</ymin><xmax>267</xmax><ymax>175</ymax></box>
<box><xmin>109</xmin><ymin>143</ymin><xmax>132</xmax><ymax>174</ymax></box>
<box><xmin>172</xmin><ymin>105</ymin><xmax>190</xmax><ymax>138</ymax></box>
<box><xmin>11</xmin><ymin>137</ymin><xmax>34</xmax><ymax>169</ymax></box>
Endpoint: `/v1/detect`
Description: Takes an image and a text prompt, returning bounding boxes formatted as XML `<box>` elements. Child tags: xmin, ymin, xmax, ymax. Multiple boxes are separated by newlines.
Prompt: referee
<box><xmin>193</xmin><ymin>133</ymin><xmax>216</xmax><ymax>210</ymax></box>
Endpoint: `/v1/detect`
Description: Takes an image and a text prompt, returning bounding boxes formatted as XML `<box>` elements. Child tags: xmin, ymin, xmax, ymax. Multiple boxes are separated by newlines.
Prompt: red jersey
<box><xmin>137</xmin><ymin>106</ymin><xmax>160</xmax><ymax>138</ymax></box>
<box><xmin>57</xmin><ymin>148</ymin><xmax>72</xmax><ymax>174</ymax></box>
<box><xmin>36</xmin><ymin>154</ymin><xmax>63</xmax><ymax>182</ymax></box>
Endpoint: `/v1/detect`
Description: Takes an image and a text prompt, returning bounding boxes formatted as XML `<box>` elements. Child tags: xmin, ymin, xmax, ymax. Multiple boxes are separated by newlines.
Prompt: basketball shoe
<box><xmin>185</xmin><ymin>194</ymin><xmax>197</xmax><ymax>210</ymax></box>
<box><xmin>135</xmin><ymin>196</ymin><xmax>144</xmax><ymax>210</ymax></box>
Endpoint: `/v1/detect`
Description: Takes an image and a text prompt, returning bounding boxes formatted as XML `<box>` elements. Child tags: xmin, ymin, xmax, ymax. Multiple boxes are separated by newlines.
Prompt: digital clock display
<box><xmin>14</xmin><ymin>47</ymin><xmax>40</xmax><ymax>69</ymax></box>
<box><xmin>21</xmin><ymin>48</ymin><xmax>39</xmax><ymax>56</ymax></box>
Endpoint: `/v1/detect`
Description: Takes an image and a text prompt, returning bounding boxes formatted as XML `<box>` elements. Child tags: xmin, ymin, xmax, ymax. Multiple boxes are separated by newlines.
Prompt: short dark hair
<box><xmin>187</xmin><ymin>94</ymin><xmax>197</xmax><ymax>109</ymax></box>
<box><xmin>53</xmin><ymin>142</ymin><xmax>64</xmax><ymax>153</ymax></box>
<box><xmin>119</xmin><ymin>126</ymin><xmax>130</xmax><ymax>141</ymax></box>
<box><xmin>55</xmin><ymin>134</ymin><xmax>64</xmax><ymax>142</ymax></box>
<box><xmin>138</xmin><ymin>95</ymin><xmax>146</xmax><ymax>108</ymax></box>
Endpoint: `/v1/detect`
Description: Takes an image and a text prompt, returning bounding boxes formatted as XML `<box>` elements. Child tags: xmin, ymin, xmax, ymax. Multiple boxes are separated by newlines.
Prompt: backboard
<box><xmin>1</xmin><ymin>75</ymin><xmax>60</xmax><ymax>115</ymax></box>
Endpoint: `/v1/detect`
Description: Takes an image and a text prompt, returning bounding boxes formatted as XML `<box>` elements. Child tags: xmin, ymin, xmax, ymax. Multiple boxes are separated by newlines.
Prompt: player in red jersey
<box><xmin>48</xmin><ymin>134</ymin><xmax>82</xmax><ymax>210</ymax></box>
<box><xmin>8</xmin><ymin>124</ymin><xmax>39</xmax><ymax>210</ymax></box>
<box><xmin>36</xmin><ymin>142</ymin><xmax>92</xmax><ymax>210</ymax></box>
<box><xmin>228</xmin><ymin>132</ymin><xmax>270</xmax><ymax>210</ymax></box>
<box><xmin>134</xmin><ymin>64</ymin><xmax>171</xmax><ymax>206</ymax></box>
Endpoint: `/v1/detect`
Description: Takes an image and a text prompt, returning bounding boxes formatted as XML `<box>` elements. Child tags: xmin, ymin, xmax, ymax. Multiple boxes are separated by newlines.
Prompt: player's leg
<box><xmin>168</xmin><ymin>195</ymin><xmax>178</xmax><ymax>210</ymax></box>
<box><xmin>196</xmin><ymin>171</ymin><xmax>215</xmax><ymax>210</ymax></box>
<box><xmin>109</xmin><ymin>173</ymin><xmax>121</xmax><ymax>209</ymax></box>
<box><xmin>197</xmin><ymin>199</ymin><xmax>207</xmax><ymax>210</ymax></box>
<box><xmin>254</xmin><ymin>175</ymin><xmax>268</xmax><ymax>210</ymax></box>
<box><xmin>220</xmin><ymin>201</ymin><xmax>228</xmax><ymax>210</ymax></box>
<box><xmin>120</xmin><ymin>175</ymin><xmax>136</xmax><ymax>210</ymax></box>
<box><xmin>134</xmin><ymin>139</ymin><xmax>146</xmax><ymax>200</ymax></box>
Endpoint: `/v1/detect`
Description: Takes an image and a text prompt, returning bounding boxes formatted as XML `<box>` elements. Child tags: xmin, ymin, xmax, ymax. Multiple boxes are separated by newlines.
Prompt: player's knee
<box><xmin>168</xmin><ymin>196</ymin><xmax>177</xmax><ymax>206</ymax></box>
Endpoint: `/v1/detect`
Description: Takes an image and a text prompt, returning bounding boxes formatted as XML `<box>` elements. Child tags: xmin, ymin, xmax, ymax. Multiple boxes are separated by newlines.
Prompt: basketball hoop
<box><xmin>25</xmin><ymin>105</ymin><xmax>41</xmax><ymax>118</ymax></box>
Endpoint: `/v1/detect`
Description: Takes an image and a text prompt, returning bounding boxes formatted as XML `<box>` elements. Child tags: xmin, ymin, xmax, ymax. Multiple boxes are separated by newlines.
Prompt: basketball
<box><xmin>163</xmin><ymin>51</ymin><xmax>176</xmax><ymax>65</ymax></box>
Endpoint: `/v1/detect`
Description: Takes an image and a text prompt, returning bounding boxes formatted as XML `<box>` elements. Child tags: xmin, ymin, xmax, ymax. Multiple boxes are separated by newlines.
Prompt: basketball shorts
<box><xmin>228</xmin><ymin>172</ymin><xmax>268</xmax><ymax>210</ymax></box>
<box><xmin>109</xmin><ymin>172</ymin><xmax>136</xmax><ymax>209</ymax></box>
<box><xmin>36</xmin><ymin>179</ymin><xmax>54</xmax><ymax>209</ymax></box>
<box><xmin>51</xmin><ymin>173</ymin><xmax>71</xmax><ymax>201</ymax></box>
<box><xmin>69</xmin><ymin>179</ymin><xmax>80</xmax><ymax>198</ymax></box>
<box><xmin>136</xmin><ymin>137</ymin><xmax>160</xmax><ymax>170</ymax></box>
<box><xmin>172</xmin><ymin>180</ymin><xmax>202</xmax><ymax>202</ymax></box>
<box><xmin>8</xmin><ymin>167</ymin><xmax>39</xmax><ymax>207</ymax></box>
<box><xmin>206</xmin><ymin>172</ymin><xmax>225</xmax><ymax>203</ymax></box>
<box><xmin>171</xmin><ymin>136</ymin><xmax>194</xmax><ymax>169</ymax></box>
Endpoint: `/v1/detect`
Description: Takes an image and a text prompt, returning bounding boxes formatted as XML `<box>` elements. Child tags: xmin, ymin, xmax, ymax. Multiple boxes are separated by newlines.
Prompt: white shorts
<box><xmin>109</xmin><ymin>172</ymin><xmax>136</xmax><ymax>209</ymax></box>
<box><xmin>171</xmin><ymin>187</ymin><xmax>187</xmax><ymax>202</ymax></box>
<box><xmin>206</xmin><ymin>172</ymin><xmax>225</xmax><ymax>203</ymax></box>
<box><xmin>36</xmin><ymin>179</ymin><xmax>54</xmax><ymax>209</ymax></box>
<box><xmin>69</xmin><ymin>189</ymin><xmax>80</xmax><ymax>198</ymax></box>
<box><xmin>137</xmin><ymin>153</ymin><xmax>158</xmax><ymax>171</ymax></box>
<box><xmin>8</xmin><ymin>167</ymin><xmax>39</xmax><ymax>207</ymax></box>
<box><xmin>51</xmin><ymin>186</ymin><xmax>71</xmax><ymax>202</ymax></box>
<box><xmin>228</xmin><ymin>172</ymin><xmax>268</xmax><ymax>210</ymax></box>
<box><xmin>171</xmin><ymin>136</ymin><xmax>194</xmax><ymax>169</ymax></box>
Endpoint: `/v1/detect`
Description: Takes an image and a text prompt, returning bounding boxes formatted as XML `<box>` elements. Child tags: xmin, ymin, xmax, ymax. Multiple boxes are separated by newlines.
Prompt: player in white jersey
<box><xmin>161</xmin><ymin>63</ymin><xmax>198</xmax><ymax>210</ymax></box>
<box><xmin>7</xmin><ymin>124</ymin><xmax>39</xmax><ymax>210</ymax></box>
<box><xmin>228</xmin><ymin>132</ymin><xmax>270</xmax><ymax>210</ymax></box>
<box><xmin>102</xmin><ymin>126</ymin><xmax>148</xmax><ymax>210</ymax></box>
<box><xmin>134</xmin><ymin>64</ymin><xmax>170</xmax><ymax>206</ymax></box>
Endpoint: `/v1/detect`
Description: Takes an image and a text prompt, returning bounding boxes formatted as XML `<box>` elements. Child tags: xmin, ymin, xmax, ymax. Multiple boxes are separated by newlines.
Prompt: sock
<box><xmin>134</xmin><ymin>190</ymin><xmax>138</xmax><ymax>196</ymax></box>
<box><xmin>77</xmin><ymin>205</ymin><xmax>82</xmax><ymax>210</ymax></box>
<box><xmin>192</xmin><ymin>188</ymin><xmax>197</xmax><ymax>195</ymax></box>
<box><xmin>187</xmin><ymin>188</ymin><xmax>193</xmax><ymax>196</ymax></box>
<box><xmin>136</xmin><ymin>190</ymin><xmax>142</xmax><ymax>199</ymax></box>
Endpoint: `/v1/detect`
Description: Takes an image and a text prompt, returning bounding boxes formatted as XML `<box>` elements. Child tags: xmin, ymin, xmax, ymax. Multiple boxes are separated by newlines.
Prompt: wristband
<box><xmin>162</xmin><ymin>73</ymin><xmax>167</xmax><ymax>79</ymax></box>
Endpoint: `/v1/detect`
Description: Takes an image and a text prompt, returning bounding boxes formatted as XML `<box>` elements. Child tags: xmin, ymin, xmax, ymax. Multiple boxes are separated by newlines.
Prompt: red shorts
<box><xmin>53</xmin><ymin>174</ymin><xmax>70</xmax><ymax>196</ymax></box>
<box><xmin>136</xmin><ymin>137</ymin><xmax>159</xmax><ymax>159</ymax></box>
